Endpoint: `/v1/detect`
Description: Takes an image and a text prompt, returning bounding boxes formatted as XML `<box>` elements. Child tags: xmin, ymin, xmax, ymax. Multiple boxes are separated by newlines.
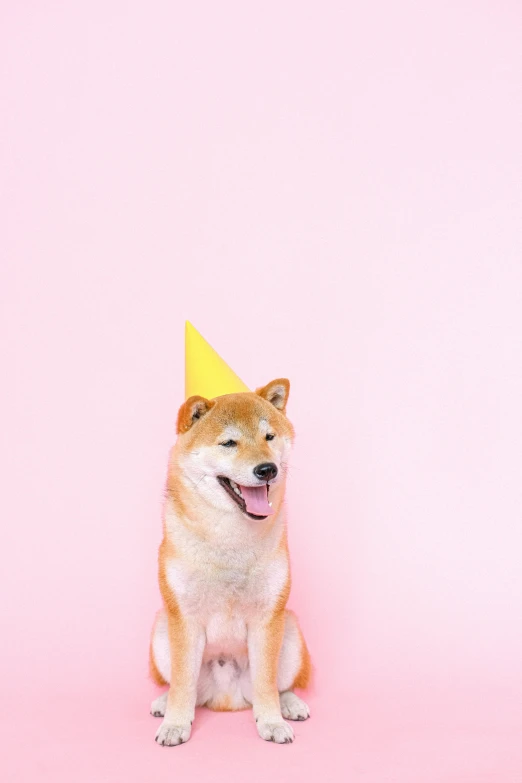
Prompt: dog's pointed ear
<box><xmin>176</xmin><ymin>396</ymin><xmax>215</xmax><ymax>434</ymax></box>
<box><xmin>255</xmin><ymin>378</ymin><xmax>290</xmax><ymax>413</ymax></box>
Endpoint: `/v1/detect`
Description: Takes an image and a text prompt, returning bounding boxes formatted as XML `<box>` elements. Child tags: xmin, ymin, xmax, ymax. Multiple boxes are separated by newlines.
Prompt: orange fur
<box><xmin>206</xmin><ymin>695</ymin><xmax>251</xmax><ymax>712</ymax></box>
<box><xmin>180</xmin><ymin>392</ymin><xmax>294</xmax><ymax>447</ymax></box>
<box><xmin>292</xmin><ymin>626</ymin><xmax>312</xmax><ymax>690</ymax></box>
<box><xmin>274</xmin><ymin>531</ymin><xmax>292</xmax><ymax>612</ymax></box>
<box><xmin>157</xmin><ymin>538</ymin><xmax>179</xmax><ymax>616</ymax></box>
<box><xmin>157</xmin><ymin>538</ymin><xmax>193</xmax><ymax>712</ymax></box>
<box><xmin>255</xmin><ymin>378</ymin><xmax>290</xmax><ymax>413</ymax></box>
<box><xmin>149</xmin><ymin>639</ymin><xmax>167</xmax><ymax>686</ymax></box>
<box><xmin>252</xmin><ymin>554</ymin><xmax>292</xmax><ymax>708</ymax></box>
<box><xmin>176</xmin><ymin>396</ymin><xmax>215</xmax><ymax>434</ymax></box>
<box><xmin>264</xmin><ymin>610</ymin><xmax>287</xmax><ymax>692</ymax></box>
<box><xmin>151</xmin><ymin>379</ymin><xmax>311</xmax><ymax>744</ymax></box>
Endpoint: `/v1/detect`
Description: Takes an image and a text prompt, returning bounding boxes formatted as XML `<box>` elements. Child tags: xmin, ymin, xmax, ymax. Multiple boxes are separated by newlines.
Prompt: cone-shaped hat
<box><xmin>185</xmin><ymin>321</ymin><xmax>250</xmax><ymax>400</ymax></box>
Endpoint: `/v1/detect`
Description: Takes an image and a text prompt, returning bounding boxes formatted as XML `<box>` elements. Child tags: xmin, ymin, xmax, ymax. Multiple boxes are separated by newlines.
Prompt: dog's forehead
<box><xmin>212</xmin><ymin>394</ymin><xmax>273</xmax><ymax>435</ymax></box>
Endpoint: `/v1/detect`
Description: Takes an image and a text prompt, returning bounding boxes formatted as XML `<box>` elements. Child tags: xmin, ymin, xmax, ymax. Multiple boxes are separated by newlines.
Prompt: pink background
<box><xmin>1</xmin><ymin>2</ymin><xmax>521</xmax><ymax>781</ymax></box>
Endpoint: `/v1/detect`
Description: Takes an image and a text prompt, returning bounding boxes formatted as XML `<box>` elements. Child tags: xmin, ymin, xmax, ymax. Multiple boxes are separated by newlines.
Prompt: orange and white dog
<box><xmin>149</xmin><ymin>379</ymin><xmax>311</xmax><ymax>746</ymax></box>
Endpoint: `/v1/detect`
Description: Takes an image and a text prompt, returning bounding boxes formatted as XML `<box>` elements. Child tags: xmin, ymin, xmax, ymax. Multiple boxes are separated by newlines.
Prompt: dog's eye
<box><xmin>266</xmin><ymin>433</ymin><xmax>275</xmax><ymax>441</ymax></box>
<box><xmin>220</xmin><ymin>440</ymin><xmax>237</xmax><ymax>447</ymax></box>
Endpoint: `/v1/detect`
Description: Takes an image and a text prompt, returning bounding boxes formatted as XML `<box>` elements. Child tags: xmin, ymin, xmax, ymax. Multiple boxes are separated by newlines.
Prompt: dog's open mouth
<box><xmin>217</xmin><ymin>477</ymin><xmax>273</xmax><ymax>520</ymax></box>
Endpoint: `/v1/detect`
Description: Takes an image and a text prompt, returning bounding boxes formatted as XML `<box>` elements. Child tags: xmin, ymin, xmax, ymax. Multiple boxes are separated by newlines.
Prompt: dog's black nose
<box><xmin>253</xmin><ymin>462</ymin><xmax>278</xmax><ymax>481</ymax></box>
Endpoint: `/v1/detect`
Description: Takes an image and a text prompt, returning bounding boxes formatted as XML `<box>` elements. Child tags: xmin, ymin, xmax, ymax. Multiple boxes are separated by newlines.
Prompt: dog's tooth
<box><xmin>268</xmin><ymin>501</ymin><xmax>272</xmax><ymax>507</ymax></box>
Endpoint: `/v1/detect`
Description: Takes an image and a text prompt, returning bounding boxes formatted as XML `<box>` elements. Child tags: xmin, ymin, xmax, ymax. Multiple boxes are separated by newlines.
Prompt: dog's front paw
<box><xmin>256</xmin><ymin>719</ymin><xmax>294</xmax><ymax>744</ymax></box>
<box><xmin>155</xmin><ymin>721</ymin><xmax>191</xmax><ymax>746</ymax></box>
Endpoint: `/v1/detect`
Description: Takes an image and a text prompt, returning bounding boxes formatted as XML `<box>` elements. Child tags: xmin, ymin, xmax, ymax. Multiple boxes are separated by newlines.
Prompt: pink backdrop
<box><xmin>1</xmin><ymin>2</ymin><xmax>521</xmax><ymax>781</ymax></box>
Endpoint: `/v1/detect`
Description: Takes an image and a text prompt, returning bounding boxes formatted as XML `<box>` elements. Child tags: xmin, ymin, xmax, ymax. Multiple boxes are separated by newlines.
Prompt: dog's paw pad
<box><xmin>280</xmin><ymin>692</ymin><xmax>310</xmax><ymax>721</ymax></box>
<box><xmin>155</xmin><ymin>721</ymin><xmax>191</xmax><ymax>746</ymax></box>
<box><xmin>257</xmin><ymin>719</ymin><xmax>294</xmax><ymax>744</ymax></box>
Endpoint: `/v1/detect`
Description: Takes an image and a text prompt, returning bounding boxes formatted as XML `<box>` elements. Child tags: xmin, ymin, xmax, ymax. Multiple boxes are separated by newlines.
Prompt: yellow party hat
<box><xmin>185</xmin><ymin>321</ymin><xmax>250</xmax><ymax>399</ymax></box>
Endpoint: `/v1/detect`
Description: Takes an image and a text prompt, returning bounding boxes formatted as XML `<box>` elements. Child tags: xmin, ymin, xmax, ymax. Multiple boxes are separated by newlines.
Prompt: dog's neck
<box><xmin>163</xmin><ymin>482</ymin><xmax>287</xmax><ymax>557</ymax></box>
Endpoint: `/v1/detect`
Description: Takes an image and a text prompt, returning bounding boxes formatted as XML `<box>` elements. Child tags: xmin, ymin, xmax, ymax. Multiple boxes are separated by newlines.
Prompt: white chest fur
<box><xmin>165</xmin><ymin>538</ymin><xmax>288</xmax><ymax>656</ymax></box>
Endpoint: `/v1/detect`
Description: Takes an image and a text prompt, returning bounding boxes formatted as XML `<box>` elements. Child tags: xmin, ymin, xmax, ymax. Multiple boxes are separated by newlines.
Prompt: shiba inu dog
<box><xmin>149</xmin><ymin>378</ymin><xmax>311</xmax><ymax>745</ymax></box>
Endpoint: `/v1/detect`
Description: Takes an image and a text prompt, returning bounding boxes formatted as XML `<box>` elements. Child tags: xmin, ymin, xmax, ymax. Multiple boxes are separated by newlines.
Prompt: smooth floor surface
<box><xmin>3</xmin><ymin>682</ymin><xmax>520</xmax><ymax>782</ymax></box>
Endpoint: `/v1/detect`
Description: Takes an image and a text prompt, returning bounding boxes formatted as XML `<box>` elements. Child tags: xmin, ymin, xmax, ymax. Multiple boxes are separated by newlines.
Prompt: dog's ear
<box><xmin>255</xmin><ymin>378</ymin><xmax>290</xmax><ymax>413</ymax></box>
<box><xmin>176</xmin><ymin>396</ymin><xmax>215</xmax><ymax>434</ymax></box>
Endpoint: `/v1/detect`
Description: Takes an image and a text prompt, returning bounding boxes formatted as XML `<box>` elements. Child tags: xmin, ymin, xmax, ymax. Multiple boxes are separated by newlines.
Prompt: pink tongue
<box><xmin>239</xmin><ymin>484</ymin><xmax>273</xmax><ymax>517</ymax></box>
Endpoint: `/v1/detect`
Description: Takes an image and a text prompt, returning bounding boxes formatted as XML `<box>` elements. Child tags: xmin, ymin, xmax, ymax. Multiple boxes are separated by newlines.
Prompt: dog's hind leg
<box><xmin>279</xmin><ymin>690</ymin><xmax>310</xmax><ymax>721</ymax></box>
<box><xmin>151</xmin><ymin>691</ymin><xmax>168</xmax><ymax>717</ymax></box>
<box><xmin>276</xmin><ymin>610</ymin><xmax>311</xmax><ymax>721</ymax></box>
